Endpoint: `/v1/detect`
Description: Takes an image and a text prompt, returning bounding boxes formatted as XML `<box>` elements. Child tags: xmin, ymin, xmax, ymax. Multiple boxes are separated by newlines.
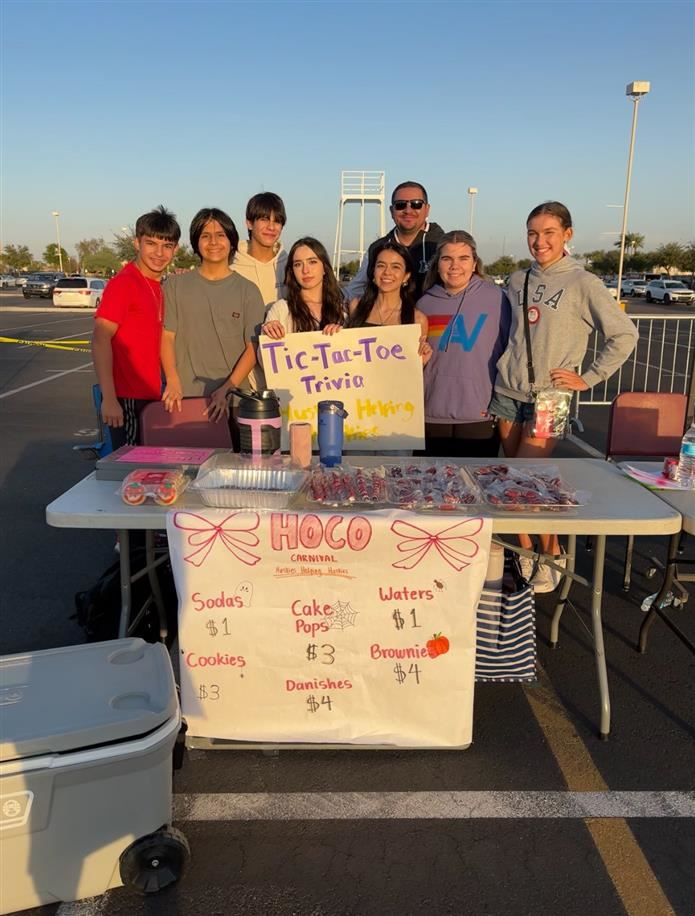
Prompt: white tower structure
<box><xmin>333</xmin><ymin>170</ymin><xmax>386</xmax><ymax>275</ymax></box>
<box><xmin>467</xmin><ymin>187</ymin><xmax>478</xmax><ymax>234</ymax></box>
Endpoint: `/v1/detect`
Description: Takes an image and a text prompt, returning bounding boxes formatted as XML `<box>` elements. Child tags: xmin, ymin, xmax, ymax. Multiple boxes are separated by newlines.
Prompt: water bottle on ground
<box><xmin>484</xmin><ymin>543</ymin><xmax>505</xmax><ymax>591</ymax></box>
<box><xmin>677</xmin><ymin>422</ymin><xmax>695</xmax><ymax>486</ymax></box>
<box><xmin>640</xmin><ymin>591</ymin><xmax>680</xmax><ymax>613</ymax></box>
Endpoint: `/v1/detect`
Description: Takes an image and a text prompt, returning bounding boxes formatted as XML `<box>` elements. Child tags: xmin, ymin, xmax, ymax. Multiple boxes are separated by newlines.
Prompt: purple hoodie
<box><xmin>418</xmin><ymin>277</ymin><xmax>511</xmax><ymax>423</ymax></box>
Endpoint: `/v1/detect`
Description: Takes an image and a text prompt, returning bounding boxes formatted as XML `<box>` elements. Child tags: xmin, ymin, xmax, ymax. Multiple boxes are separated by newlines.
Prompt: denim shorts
<box><xmin>488</xmin><ymin>392</ymin><xmax>535</xmax><ymax>424</ymax></box>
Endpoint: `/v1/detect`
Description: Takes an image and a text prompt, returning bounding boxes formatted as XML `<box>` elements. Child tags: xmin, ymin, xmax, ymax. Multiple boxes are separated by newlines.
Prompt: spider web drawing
<box><xmin>328</xmin><ymin>600</ymin><xmax>358</xmax><ymax>630</ymax></box>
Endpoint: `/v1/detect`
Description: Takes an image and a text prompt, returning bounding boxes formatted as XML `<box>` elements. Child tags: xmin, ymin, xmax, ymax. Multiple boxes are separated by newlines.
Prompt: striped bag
<box><xmin>475</xmin><ymin>554</ymin><xmax>536</xmax><ymax>683</ymax></box>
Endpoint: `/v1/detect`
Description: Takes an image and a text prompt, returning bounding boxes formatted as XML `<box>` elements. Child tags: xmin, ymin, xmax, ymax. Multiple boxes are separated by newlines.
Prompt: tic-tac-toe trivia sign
<box><xmin>166</xmin><ymin>506</ymin><xmax>491</xmax><ymax>748</ymax></box>
<box><xmin>258</xmin><ymin>325</ymin><xmax>425</xmax><ymax>451</ymax></box>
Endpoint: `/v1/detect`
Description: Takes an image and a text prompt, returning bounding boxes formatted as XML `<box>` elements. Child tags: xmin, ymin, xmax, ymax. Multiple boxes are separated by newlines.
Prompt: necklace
<box><xmin>442</xmin><ymin>286</ymin><xmax>469</xmax><ymax>352</ymax></box>
<box><xmin>376</xmin><ymin>300</ymin><xmax>400</xmax><ymax>325</ymax></box>
<box><xmin>135</xmin><ymin>265</ymin><xmax>163</xmax><ymax>321</ymax></box>
<box><xmin>301</xmin><ymin>297</ymin><xmax>323</xmax><ymax>325</ymax></box>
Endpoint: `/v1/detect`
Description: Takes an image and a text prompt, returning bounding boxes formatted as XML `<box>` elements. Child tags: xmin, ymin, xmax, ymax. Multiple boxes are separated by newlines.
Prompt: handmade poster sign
<box><xmin>258</xmin><ymin>325</ymin><xmax>425</xmax><ymax>451</ymax></box>
<box><xmin>166</xmin><ymin>507</ymin><xmax>491</xmax><ymax>747</ymax></box>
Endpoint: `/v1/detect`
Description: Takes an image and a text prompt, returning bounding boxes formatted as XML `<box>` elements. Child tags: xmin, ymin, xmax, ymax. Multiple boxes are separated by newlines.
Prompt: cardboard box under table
<box><xmin>0</xmin><ymin>638</ymin><xmax>186</xmax><ymax>914</ymax></box>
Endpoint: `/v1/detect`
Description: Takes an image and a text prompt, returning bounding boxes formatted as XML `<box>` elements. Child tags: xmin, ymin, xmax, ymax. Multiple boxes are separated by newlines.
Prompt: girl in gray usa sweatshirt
<box><xmin>491</xmin><ymin>201</ymin><xmax>638</xmax><ymax>593</ymax></box>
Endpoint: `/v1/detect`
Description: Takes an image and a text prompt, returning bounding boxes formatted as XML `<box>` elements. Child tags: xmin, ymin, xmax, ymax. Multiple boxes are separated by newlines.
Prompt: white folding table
<box><xmin>46</xmin><ymin>458</ymin><xmax>681</xmax><ymax>738</ymax></box>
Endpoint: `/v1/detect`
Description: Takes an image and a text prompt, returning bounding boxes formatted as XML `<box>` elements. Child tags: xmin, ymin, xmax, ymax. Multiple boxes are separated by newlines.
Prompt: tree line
<box><xmin>337</xmin><ymin>235</ymin><xmax>695</xmax><ymax>281</ymax></box>
<box><xmin>3</xmin><ymin>230</ymin><xmax>694</xmax><ymax>280</ymax></box>
<box><xmin>483</xmin><ymin>236</ymin><xmax>695</xmax><ymax>279</ymax></box>
<box><xmin>0</xmin><ymin>231</ymin><xmax>199</xmax><ymax>276</ymax></box>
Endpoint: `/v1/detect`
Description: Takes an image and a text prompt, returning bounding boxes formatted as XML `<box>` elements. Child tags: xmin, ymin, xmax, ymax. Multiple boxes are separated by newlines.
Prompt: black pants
<box><xmin>110</xmin><ymin>398</ymin><xmax>151</xmax><ymax>449</ymax></box>
<box><xmin>422</xmin><ymin>420</ymin><xmax>500</xmax><ymax>459</ymax></box>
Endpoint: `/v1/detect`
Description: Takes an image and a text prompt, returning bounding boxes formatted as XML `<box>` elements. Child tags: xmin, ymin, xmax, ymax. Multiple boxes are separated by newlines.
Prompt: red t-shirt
<box><xmin>95</xmin><ymin>261</ymin><xmax>163</xmax><ymax>399</ymax></box>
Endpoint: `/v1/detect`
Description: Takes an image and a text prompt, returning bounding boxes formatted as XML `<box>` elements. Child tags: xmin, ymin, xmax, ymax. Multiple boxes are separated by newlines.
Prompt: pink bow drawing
<box><xmin>172</xmin><ymin>510</ymin><xmax>261</xmax><ymax>567</ymax></box>
<box><xmin>390</xmin><ymin>517</ymin><xmax>484</xmax><ymax>571</ymax></box>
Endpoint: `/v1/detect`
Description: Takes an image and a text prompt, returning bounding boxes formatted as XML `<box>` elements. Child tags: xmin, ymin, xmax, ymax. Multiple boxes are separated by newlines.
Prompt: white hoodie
<box><xmin>232</xmin><ymin>240</ymin><xmax>287</xmax><ymax>306</ymax></box>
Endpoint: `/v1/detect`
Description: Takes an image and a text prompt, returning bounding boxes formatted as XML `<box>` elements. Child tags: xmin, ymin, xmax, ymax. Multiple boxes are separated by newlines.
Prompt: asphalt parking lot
<box><xmin>1</xmin><ymin>292</ymin><xmax>693</xmax><ymax>916</ymax></box>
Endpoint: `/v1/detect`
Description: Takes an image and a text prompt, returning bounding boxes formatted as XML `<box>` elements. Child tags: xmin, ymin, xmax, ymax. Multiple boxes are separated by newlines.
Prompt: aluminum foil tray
<box><xmin>191</xmin><ymin>457</ymin><xmax>307</xmax><ymax>509</ymax></box>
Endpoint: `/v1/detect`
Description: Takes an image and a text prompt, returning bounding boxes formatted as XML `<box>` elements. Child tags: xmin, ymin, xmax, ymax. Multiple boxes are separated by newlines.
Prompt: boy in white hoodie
<box><xmin>233</xmin><ymin>192</ymin><xmax>288</xmax><ymax>389</ymax></box>
<box><xmin>232</xmin><ymin>192</ymin><xmax>288</xmax><ymax>305</ymax></box>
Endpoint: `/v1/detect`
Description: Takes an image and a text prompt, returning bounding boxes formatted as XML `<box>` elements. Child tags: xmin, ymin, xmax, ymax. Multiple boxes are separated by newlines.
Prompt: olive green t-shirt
<box><xmin>164</xmin><ymin>270</ymin><xmax>265</xmax><ymax>396</ymax></box>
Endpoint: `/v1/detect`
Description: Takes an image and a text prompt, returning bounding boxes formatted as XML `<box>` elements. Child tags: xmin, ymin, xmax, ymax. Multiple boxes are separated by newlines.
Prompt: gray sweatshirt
<box><xmin>494</xmin><ymin>257</ymin><xmax>639</xmax><ymax>403</ymax></box>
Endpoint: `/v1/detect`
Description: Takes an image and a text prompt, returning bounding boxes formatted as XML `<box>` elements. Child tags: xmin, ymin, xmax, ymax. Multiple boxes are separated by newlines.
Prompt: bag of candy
<box><xmin>528</xmin><ymin>388</ymin><xmax>572</xmax><ymax>440</ymax></box>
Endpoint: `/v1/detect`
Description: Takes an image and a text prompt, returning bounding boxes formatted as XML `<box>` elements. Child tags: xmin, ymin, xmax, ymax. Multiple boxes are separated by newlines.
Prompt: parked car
<box><xmin>23</xmin><ymin>272</ymin><xmax>66</xmax><ymax>299</ymax></box>
<box><xmin>604</xmin><ymin>280</ymin><xmax>619</xmax><ymax>299</ymax></box>
<box><xmin>14</xmin><ymin>275</ymin><xmax>29</xmax><ymax>288</ymax></box>
<box><xmin>645</xmin><ymin>279</ymin><xmax>695</xmax><ymax>305</ymax></box>
<box><xmin>53</xmin><ymin>276</ymin><xmax>107</xmax><ymax>308</ymax></box>
<box><xmin>0</xmin><ymin>274</ymin><xmax>17</xmax><ymax>288</ymax></box>
<box><xmin>621</xmin><ymin>279</ymin><xmax>646</xmax><ymax>297</ymax></box>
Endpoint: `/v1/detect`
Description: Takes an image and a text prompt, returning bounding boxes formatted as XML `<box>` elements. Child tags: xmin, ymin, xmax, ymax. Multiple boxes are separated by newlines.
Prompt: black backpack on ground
<box><xmin>73</xmin><ymin>544</ymin><xmax>178</xmax><ymax>645</ymax></box>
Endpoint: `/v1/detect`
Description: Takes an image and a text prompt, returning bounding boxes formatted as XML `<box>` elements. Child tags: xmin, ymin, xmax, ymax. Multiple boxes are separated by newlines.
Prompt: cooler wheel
<box><xmin>119</xmin><ymin>826</ymin><xmax>190</xmax><ymax>894</ymax></box>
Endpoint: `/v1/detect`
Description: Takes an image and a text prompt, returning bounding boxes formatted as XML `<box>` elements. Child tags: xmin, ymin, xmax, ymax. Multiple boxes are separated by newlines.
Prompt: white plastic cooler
<box><xmin>0</xmin><ymin>638</ymin><xmax>187</xmax><ymax>914</ymax></box>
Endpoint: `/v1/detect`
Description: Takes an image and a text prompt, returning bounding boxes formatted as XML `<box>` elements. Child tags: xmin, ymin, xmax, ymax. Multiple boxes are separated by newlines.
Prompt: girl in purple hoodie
<box><xmin>417</xmin><ymin>230</ymin><xmax>511</xmax><ymax>457</ymax></box>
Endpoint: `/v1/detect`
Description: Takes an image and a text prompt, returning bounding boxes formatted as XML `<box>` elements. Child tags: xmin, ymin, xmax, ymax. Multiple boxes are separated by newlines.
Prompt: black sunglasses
<box><xmin>392</xmin><ymin>199</ymin><xmax>426</xmax><ymax>211</ymax></box>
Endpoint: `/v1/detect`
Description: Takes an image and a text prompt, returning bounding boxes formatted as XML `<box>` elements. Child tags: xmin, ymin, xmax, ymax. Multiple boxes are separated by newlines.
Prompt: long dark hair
<box><xmin>347</xmin><ymin>240</ymin><xmax>417</xmax><ymax>327</ymax></box>
<box><xmin>285</xmin><ymin>237</ymin><xmax>345</xmax><ymax>332</ymax></box>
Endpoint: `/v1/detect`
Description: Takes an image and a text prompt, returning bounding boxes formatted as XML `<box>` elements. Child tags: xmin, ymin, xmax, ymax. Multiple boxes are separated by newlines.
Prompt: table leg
<box><xmin>550</xmin><ymin>534</ymin><xmax>576</xmax><ymax>647</ymax></box>
<box><xmin>117</xmin><ymin>528</ymin><xmax>131</xmax><ymax>638</ymax></box>
<box><xmin>591</xmin><ymin>535</ymin><xmax>611</xmax><ymax>739</ymax></box>
<box><xmin>638</xmin><ymin>531</ymin><xmax>679</xmax><ymax>654</ymax></box>
<box><xmin>145</xmin><ymin>529</ymin><xmax>168</xmax><ymax>642</ymax></box>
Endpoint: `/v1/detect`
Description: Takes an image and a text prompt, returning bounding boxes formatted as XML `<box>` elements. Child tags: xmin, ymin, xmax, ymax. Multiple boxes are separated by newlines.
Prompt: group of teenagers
<box><xmin>92</xmin><ymin>182</ymin><xmax>639</xmax><ymax>592</ymax></box>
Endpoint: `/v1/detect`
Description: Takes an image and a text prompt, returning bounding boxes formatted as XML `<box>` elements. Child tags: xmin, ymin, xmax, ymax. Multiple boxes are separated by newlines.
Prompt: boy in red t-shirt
<box><xmin>92</xmin><ymin>205</ymin><xmax>180</xmax><ymax>447</ymax></box>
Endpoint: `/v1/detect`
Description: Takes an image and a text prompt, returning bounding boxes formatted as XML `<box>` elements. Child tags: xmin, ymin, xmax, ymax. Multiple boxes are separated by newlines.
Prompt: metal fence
<box><xmin>576</xmin><ymin>314</ymin><xmax>695</xmax><ymax>420</ymax></box>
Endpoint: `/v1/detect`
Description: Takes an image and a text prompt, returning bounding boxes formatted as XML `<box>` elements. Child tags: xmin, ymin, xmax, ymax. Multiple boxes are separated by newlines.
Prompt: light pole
<box><xmin>616</xmin><ymin>81</ymin><xmax>650</xmax><ymax>307</ymax></box>
<box><xmin>51</xmin><ymin>211</ymin><xmax>64</xmax><ymax>273</ymax></box>
<box><xmin>467</xmin><ymin>187</ymin><xmax>478</xmax><ymax>235</ymax></box>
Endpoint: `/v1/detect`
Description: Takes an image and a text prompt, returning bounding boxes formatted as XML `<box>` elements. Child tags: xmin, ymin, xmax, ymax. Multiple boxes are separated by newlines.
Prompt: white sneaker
<box><xmin>531</xmin><ymin>549</ymin><xmax>568</xmax><ymax>593</ymax></box>
<box><xmin>519</xmin><ymin>555</ymin><xmax>536</xmax><ymax>582</ymax></box>
<box><xmin>530</xmin><ymin>562</ymin><xmax>556</xmax><ymax>593</ymax></box>
<box><xmin>547</xmin><ymin>549</ymin><xmax>568</xmax><ymax>590</ymax></box>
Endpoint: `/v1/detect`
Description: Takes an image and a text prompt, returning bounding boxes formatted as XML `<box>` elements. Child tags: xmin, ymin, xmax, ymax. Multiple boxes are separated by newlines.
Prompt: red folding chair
<box><xmin>139</xmin><ymin>398</ymin><xmax>233</xmax><ymax>448</ymax></box>
<box><xmin>605</xmin><ymin>392</ymin><xmax>688</xmax><ymax>590</ymax></box>
<box><xmin>606</xmin><ymin>392</ymin><xmax>687</xmax><ymax>460</ymax></box>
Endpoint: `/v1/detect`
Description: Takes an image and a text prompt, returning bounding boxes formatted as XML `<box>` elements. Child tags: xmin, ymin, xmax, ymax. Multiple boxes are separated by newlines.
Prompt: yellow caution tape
<box><xmin>0</xmin><ymin>336</ymin><xmax>92</xmax><ymax>353</ymax></box>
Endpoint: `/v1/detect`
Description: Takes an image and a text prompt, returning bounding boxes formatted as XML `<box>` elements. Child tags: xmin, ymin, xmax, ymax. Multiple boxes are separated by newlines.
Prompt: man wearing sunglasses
<box><xmin>345</xmin><ymin>181</ymin><xmax>445</xmax><ymax>301</ymax></box>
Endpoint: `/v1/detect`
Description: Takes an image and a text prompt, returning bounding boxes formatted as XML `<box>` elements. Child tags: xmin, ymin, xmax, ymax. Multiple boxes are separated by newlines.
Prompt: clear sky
<box><xmin>1</xmin><ymin>0</ymin><xmax>693</xmax><ymax>265</ymax></box>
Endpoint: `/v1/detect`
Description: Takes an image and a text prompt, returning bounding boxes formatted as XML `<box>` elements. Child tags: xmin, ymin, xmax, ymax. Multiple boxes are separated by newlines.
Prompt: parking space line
<box><xmin>173</xmin><ymin>790</ymin><xmax>694</xmax><ymax>821</ymax></box>
<box><xmin>523</xmin><ymin>667</ymin><xmax>676</xmax><ymax>916</ymax></box>
<box><xmin>56</xmin><ymin>898</ymin><xmax>107</xmax><ymax>915</ymax></box>
<box><xmin>0</xmin><ymin>362</ymin><xmax>93</xmax><ymax>399</ymax></box>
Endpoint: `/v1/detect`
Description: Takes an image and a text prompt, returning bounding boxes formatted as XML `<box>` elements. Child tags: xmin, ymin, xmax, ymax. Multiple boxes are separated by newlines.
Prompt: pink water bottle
<box><xmin>236</xmin><ymin>390</ymin><xmax>281</xmax><ymax>456</ymax></box>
